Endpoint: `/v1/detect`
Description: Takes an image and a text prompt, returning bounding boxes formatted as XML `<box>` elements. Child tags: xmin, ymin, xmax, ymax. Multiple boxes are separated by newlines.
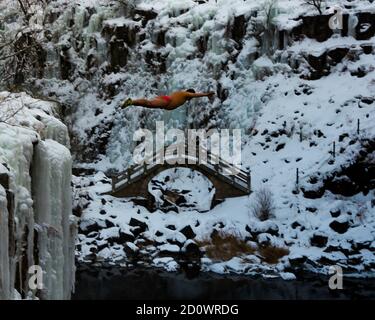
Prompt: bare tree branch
<box><xmin>263</xmin><ymin>0</ymin><xmax>278</xmax><ymax>29</ymax></box>
<box><xmin>303</xmin><ymin>0</ymin><xmax>324</xmax><ymax>15</ymax></box>
<box><xmin>0</xmin><ymin>28</ymin><xmax>28</xmax><ymax>51</ymax></box>
<box><xmin>0</xmin><ymin>96</ymin><xmax>25</xmax><ymax>125</ymax></box>
<box><xmin>17</xmin><ymin>0</ymin><xmax>29</xmax><ymax>17</ymax></box>
<box><xmin>0</xmin><ymin>44</ymin><xmax>39</xmax><ymax>61</ymax></box>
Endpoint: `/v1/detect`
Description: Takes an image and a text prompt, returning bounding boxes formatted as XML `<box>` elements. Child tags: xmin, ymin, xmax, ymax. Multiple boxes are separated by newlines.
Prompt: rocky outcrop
<box><xmin>291</xmin><ymin>12</ymin><xmax>375</xmax><ymax>42</ymax></box>
<box><xmin>303</xmin><ymin>138</ymin><xmax>375</xmax><ymax>199</ymax></box>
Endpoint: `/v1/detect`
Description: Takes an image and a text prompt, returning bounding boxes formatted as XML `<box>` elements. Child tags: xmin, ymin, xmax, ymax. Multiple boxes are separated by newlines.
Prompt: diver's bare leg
<box><xmin>133</xmin><ymin>98</ymin><xmax>169</xmax><ymax>109</ymax></box>
<box><xmin>132</xmin><ymin>99</ymin><xmax>151</xmax><ymax>106</ymax></box>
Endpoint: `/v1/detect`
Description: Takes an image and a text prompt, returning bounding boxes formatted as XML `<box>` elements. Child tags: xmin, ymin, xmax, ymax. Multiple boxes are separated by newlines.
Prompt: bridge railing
<box><xmin>111</xmin><ymin>142</ymin><xmax>251</xmax><ymax>194</ymax></box>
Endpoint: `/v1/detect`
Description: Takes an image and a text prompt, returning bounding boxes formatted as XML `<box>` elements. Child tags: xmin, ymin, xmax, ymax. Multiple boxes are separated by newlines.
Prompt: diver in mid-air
<box><xmin>120</xmin><ymin>89</ymin><xmax>215</xmax><ymax>110</ymax></box>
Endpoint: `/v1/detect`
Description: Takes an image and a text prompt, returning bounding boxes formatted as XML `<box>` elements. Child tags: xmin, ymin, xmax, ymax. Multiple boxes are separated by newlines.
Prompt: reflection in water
<box><xmin>73</xmin><ymin>263</ymin><xmax>375</xmax><ymax>300</ymax></box>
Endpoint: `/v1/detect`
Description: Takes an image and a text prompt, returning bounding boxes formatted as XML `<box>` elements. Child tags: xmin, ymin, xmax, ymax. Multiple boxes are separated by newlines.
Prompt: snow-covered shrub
<box><xmin>251</xmin><ymin>187</ymin><xmax>275</xmax><ymax>221</ymax></box>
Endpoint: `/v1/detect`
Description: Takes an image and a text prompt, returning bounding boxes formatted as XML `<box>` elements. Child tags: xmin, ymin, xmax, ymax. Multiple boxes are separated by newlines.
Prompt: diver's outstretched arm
<box><xmin>187</xmin><ymin>91</ymin><xmax>215</xmax><ymax>98</ymax></box>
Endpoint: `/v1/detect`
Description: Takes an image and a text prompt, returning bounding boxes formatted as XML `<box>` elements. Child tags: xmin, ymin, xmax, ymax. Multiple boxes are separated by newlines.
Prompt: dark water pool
<box><xmin>72</xmin><ymin>263</ymin><xmax>375</xmax><ymax>300</ymax></box>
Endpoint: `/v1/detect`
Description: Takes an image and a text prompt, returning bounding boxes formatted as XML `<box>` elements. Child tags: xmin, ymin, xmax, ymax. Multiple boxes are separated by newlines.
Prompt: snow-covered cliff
<box><xmin>0</xmin><ymin>92</ymin><xmax>76</xmax><ymax>300</ymax></box>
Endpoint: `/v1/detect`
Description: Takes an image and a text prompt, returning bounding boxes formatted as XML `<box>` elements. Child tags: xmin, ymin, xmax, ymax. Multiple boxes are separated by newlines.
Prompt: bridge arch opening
<box><xmin>148</xmin><ymin>167</ymin><xmax>215</xmax><ymax>212</ymax></box>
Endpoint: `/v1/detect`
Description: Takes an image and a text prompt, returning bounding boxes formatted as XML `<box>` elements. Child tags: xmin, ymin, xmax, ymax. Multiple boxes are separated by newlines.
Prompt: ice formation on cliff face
<box><xmin>0</xmin><ymin>165</ymin><xmax>11</xmax><ymax>300</ymax></box>
<box><xmin>0</xmin><ymin>92</ymin><xmax>75</xmax><ymax>299</ymax></box>
<box><xmin>32</xmin><ymin>139</ymin><xmax>76</xmax><ymax>299</ymax></box>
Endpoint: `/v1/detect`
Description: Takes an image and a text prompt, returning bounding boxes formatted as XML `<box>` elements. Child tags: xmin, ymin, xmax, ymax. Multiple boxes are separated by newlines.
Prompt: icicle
<box><xmin>0</xmin><ymin>183</ymin><xmax>11</xmax><ymax>300</ymax></box>
<box><xmin>32</xmin><ymin>139</ymin><xmax>73</xmax><ymax>300</ymax></box>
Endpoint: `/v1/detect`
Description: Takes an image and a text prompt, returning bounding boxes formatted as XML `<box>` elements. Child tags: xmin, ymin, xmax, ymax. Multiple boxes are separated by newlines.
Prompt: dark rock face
<box><xmin>329</xmin><ymin>220</ymin><xmax>350</xmax><ymax>234</ymax></box>
<box><xmin>158</xmin><ymin>248</ymin><xmax>180</xmax><ymax>259</ymax></box>
<box><xmin>317</xmin><ymin>255</ymin><xmax>340</xmax><ymax>265</ymax></box>
<box><xmin>289</xmin><ymin>255</ymin><xmax>307</xmax><ymax>267</ymax></box>
<box><xmin>106</xmin><ymin>230</ymin><xmax>122</xmax><ymax>245</ymax></box>
<box><xmin>361</xmin><ymin>45</ymin><xmax>373</xmax><ymax>54</ymax></box>
<box><xmin>87</xmin><ymin>231</ymin><xmax>99</xmax><ymax>239</ymax></box>
<box><xmin>275</xmin><ymin>143</ymin><xmax>285</xmax><ymax>152</ymax></box>
<box><xmin>230</xmin><ymin>15</ymin><xmax>247</xmax><ymax>45</ymax></box>
<box><xmin>323</xmin><ymin>244</ymin><xmax>350</xmax><ymax>256</ymax></box>
<box><xmin>351</xmin><ymin>67</ymin><xmax>367</xmax><ymax>78</ymax></box>
<box><xmin>325</xmin><ymin>141</ymin><xmax>375</xmax><ymax>196</ymax></box>
<box><xmin>102</xmin><ymin>23</ymin><xmax>140</xmax><ymax>47</ymax></box>
<box><xmin>361</xmin><ymin>97</ymin><xmax>374</xmax><ymax>105</ymax></box>
<box><xmin>79</xmin><ymin>220</ymin><xmax>101</xmax><ymax>235</ymax></box>
<box><xmin>154</xmin><ymin>28</ymin><xmax>167</xmax><ymax>47</ymax></box>
<box><xmin>352</xmin><ymin>240</ymin><xmax>372</xmax><ymax>252</ymax></box>
<box><xmin>167</xmin><ymin>237</ymin><xmax>185</xmax><ymax>248</ymax></box>
<box><xmin>327</xmin><ymin>47</ymin><xmax>349</xmax><ymax>65</ymax></box>
<box><xmin>101</xmin><ymin>21</ymin><xmax>142</xmax><ymax>70</ymax></box>
<box><xmin>303</xmin><ymin>139</ymin><xmax>375</xmax><ymax>199</ymax></box>
<box><xmin>325</xmin><ymin>176</ymin><xmax>360</xmax><ymax>197</ymax></box>
<box><xmin>355</xmin><ymin>12</ymin><xmax>375</xmax><ymax>40</ymax></box>
<box><xmin>180</xmin><ymin>225</ymin><xmax>196</xmax><ymax>240</ymax></box>
<box><xmin>124</xmin><ymin>243</ymin><xmax>139</xmax><ymax>258</ymax></box>
<box><xmin>292</xmin><ymin>15</ymin><xmax>333</xmax><ymax>42</ymax></box>
<box><xmin>347</xmin><ymin>255</ymin><xmax>363</xmax><ymax>266</ymax></box>
<box><xmin>291</xmin><ymin>221</ymin><xmax>302</xmax><ymax>229</ymax></box>
<box><xmin>83</xmin><ymin>120</ymin><xmax>114</xmax><ymax>159</ymax></box>
<box><xmin>109</xmin><ymin>40</ymin><xmax>128</xmax><ymax>70</ymax></box>
<box><xmin>105</xmin><ymin>219</ymin><xmax>115</xmax><ymax>228</ymax></box>
<box><xmin>155</xmin><ymin>231</ymin><xmax>163</xmax><ymax>237</ymax></box>
<box><xmin>134</xmin><ymin>9</ymin><xmax>158</xmax><ymax>27</ymax></box>
<box><xmin>310</xmin><ymin>234</ymin><xmax>328</xmax><ymax>248</ymax></box>
<box><xmin>301</xmin><ymin>186</ymin><xmax>325</xmax><ymax>199</ymax></box>
<box><xmin>305</xmin><ymin>52</ymin><xmax>333</xmax><ymax>80</ymax></box>
<box><xmin>307</xmin><ymin>53</ymin><xmax>327</xmax><ymax>71</ymax></box>
<box><xmin>129</xmin><ymin>218</ymin><xmax>148</xmax><ymax>236</ymax></box>
<box><xmin>330</xmin><ymin>210</ymin><xmax>341</xmax><ymax>218</ymax></box>
<box><xmin>60</xmin><ymin>49</ymin><xmax>72</xmax><ymax>80</ymax></box>
<box><xmin>257</xmin><ymin>233</ymin><xmax>272</xmax><ymax>246</ymax></box>
<box><xmin>217</xmin><ymin>82</ymin><xmax>230</xmax><ymax>101</ymax></box>
<box><xmin>245</xmin><ymin>222</ymin><xmax>279</xmax><ymax>237</ymax></box>
<box><xmin>44</xmin><ymin>9</ymin><xmax>61</xmax><ymax>25</ymax></box>
<box><xmin>183</xmin><ymin>242</ymin><xmax>203</xmax><ymax>260</ymax></box>
<box><xmin>292</xmin><ymin>13</ymin><xmax>375</xmax><ymax>42</ymax></box>
<box><xmin>144</xmin><ymin>50</ymin><xmax>167</xmax><ymax>74</ymax></box>
<box><xmin>119</xmin><ymin>230</ymin><xmax>135</xmax><ymax>243</ymax></box>
<box><xmin>197</xmin><ymin>34</ymin><xmax>209</xmax><ymax>55</ymax></box>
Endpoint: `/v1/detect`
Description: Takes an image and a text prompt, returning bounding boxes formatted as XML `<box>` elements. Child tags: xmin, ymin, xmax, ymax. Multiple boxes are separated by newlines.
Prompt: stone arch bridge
<box><xmin>105</xmin><ymin>142</ymin><xmax>251</xmax><ymax>208</ymax></box>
